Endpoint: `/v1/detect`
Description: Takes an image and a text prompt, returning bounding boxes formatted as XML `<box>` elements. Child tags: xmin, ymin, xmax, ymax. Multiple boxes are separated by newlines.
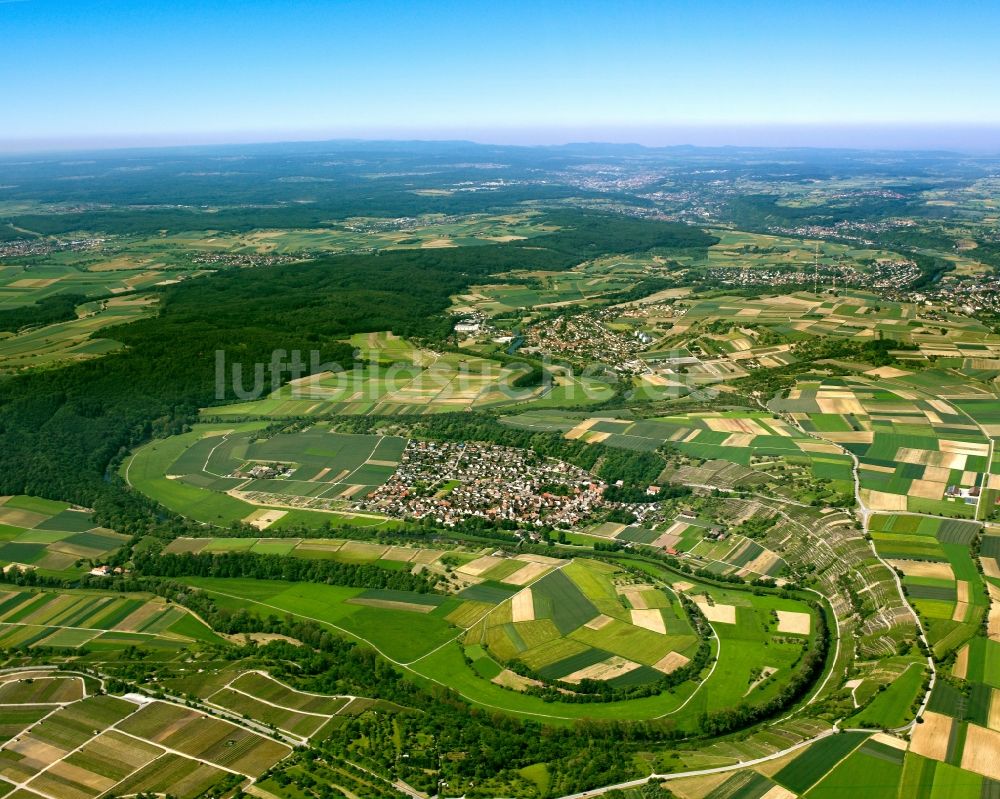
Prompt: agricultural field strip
<box><xmin>112</xmin><ymin>727</ymin><xmax>251</xmax><ymax>778</ymax></box>
<box><xmin>315</xmin><ymin>435</ymin><xmax>407</xmax><ymax>498</ymax></box>
<box><xmin>201</xmin><ymin>430</ymin><xmax>233</xmax><ymax>476</ymax></box>
<box><xmin>731</xmin><ymin>500</ymin><xmax>846</xmax><ymax>710</ymax></box>
<box><xmin>0</xmin><ymin>618</ymin><xmax>177</xmax><ymax>638</ymax></box>
<box><xmin>202</xmin><ymin>431</ymin><xmax>406</xmax><ymax>498</ymax></box>
<box><xmin>0</xmin><ymin>675</ymin><xmax>86</xmax><ymax>706</ymax></box>
<box><xmin>202</xmin><ymin>670</ymin><xmax>359</xmax><ymax>742</ymax></box>
<box><xmin>674</xmin><ymin>469</ymin><xmax>867</xmax><ymax>711</ymax></box>
<box><xmin>210</xmin><ymin>684</ymin><xmax>347</xmax><ymax>719</ymax></box>
<box><xmin>0</xmin><ymin>669</ymin><xmax>92</xmax><ymax>733</ymax></box>
<box><xmin>197</xmin><ymin>561</ymin><xmax>566</xmax><ymax>670</ymax></box>
<box><xmin>653</xmin><ymin>610</ymin><xmax>721</xmax><ymax>720</ymax></box>
<box><xmin>0</xmin><ymin>669</ymin><xmax>294</xmax><ymax>791</ymax></box>
<box><xmin>0</xmin><ymin>597</ymin><xmax>194</xmax><ymax>641</ymax></box>
<box><xmin>1</xmin><ymin>695</ymin><xmax>251</xmax><ymax>797</ymax></box>
<box><xmin>685</xmin><ymin>530</ymin><xmax>788</xmax><ymax>581</ymax></box>
<box><xmin>408</xmin><ymin>559</ymin><xmax>575</xmax><ymax>668</ymax></box>
<box><xmin>109</xmin><ymin>728</ymin><xmax>253</xmax><ymax>790</ymax></box>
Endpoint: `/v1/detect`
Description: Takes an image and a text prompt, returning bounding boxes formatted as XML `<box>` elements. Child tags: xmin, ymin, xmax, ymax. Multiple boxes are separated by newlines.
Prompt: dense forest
<box><xmin>132</xmin><ymin>550</ymin><xmax>442</xmax><ymax>592</ymax></box>
<box><xmin>0</xmin><ymin>293</ymin><xmax>88</xmax><ymax>333</ymax></box>
<box><xmin>0</xmin><ymin>212</ymin><xmax>715</xmax><ymax>531</ymax></box>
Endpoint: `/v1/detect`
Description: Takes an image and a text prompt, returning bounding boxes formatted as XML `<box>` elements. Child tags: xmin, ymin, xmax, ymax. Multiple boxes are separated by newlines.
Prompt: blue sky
<box><xmin>3</xmin><ymin>0</ymin><xmax>999</xmax><ymax>149</ymax></box>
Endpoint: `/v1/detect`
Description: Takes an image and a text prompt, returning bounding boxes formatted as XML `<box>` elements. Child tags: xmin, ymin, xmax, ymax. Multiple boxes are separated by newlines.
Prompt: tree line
<box><xmin>132</xmin><ymin>551</ymin><xmax>442</xmax><ymax>593</ymax></box>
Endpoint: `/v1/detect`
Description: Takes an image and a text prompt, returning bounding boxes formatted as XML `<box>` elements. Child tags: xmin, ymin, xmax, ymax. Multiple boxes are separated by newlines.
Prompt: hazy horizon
<box><xmin>2</xmin><ymin>124</ymin><xmax>1000</xmax><ymax>156</ymax></box>
<box><xmin>5</xmin><ymin>0</ymin><xmax>1000</xmax><ymax>155</ymax></box>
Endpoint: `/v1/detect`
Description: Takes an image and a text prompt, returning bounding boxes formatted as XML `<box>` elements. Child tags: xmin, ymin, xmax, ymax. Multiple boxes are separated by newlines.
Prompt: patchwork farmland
<box><xmin>0</xmin><ymin>587</ymin><xmax>222</xmax><ymax>650</ymax></box>
<box><xmin>505</xmin><ymin>408</ymin><xmax>856</xmax><ymax>507</ymax></box>
<box><xmin>202</xmin><ymin>331</ymin><xmax>555</xmax><ymax>419</ymax></box>
<box><xmin>0</xmin><ymin>669</ymin><xmax>292</xmax><ymax>799</ymax></box>
<box><xmin>123</xmin><ymin>422</ymin><xmax>409</xmax><ymax>527</ymax></box>
<box><xmin>177</xmin><ymin>552</ymin><xmax>824</xmax><ymax>725</ymax></box>
<box><xmin>0</xmin><ymin>496</ymin><xmax>128</xmax><ymax>577</ymax></box>
<box><xmin>11</xmin><ymin>129</ymin><xmax>1000</xmax><ymax>799</ymax></box>
<box><xmin>771</xmin><ymin>375</ymin><xmax>995</xmax><ymax>519</ymax></box>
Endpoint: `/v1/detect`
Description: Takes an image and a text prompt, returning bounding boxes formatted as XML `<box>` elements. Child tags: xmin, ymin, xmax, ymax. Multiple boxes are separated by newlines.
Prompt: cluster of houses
<box><xmin>355</xmin><ymin>440</ymin><xmax>608</xmax><ymax>527</ymax></box>
<box><xmin>0</xmin><ymin>236</ymin><xmax>105</xmax><ymax>259</ymax></box>
<box><xmin>946</xmin><ymin>485</ymin><xmax>981</xmax><ymax>504</ymax></box>
<box><xmin>88</xmin><ymin>565</ymin><xmax>127</xmax><ymax>577</ymax></box>
<box><xmin>520</xmin><ymin>309</ymin><xmax>654</xmax><ymax>375</ymax></box>
<box><xmin>192</xmin><ymin>251</ymin><xmax>301</xmax><ymax>269</ymax></box>
<box><xmin>915</xmin><ymin>271</ymin><xmax>1000</xmax><ymax>315</ymax></box>
<box><xmin>699</xmin><ymin>258</ymin><xmax>920</xmax><ymax>292</ymax></box>
<box><xmin>231</xmin><ymin>463</ymin><xmax>294</xmax><ymax>480</ymax></box>
<box><xmin>769</xmin><ymin>215</ymin><xmax>915</xmax><ymax>245</ymax></box>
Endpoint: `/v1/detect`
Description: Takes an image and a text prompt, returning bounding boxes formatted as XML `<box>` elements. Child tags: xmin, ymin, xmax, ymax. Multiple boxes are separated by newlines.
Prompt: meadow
<box><xmin>180</xmin><ymin>554</ymin><xmax>822</xmax><ymax>726</ymax></box>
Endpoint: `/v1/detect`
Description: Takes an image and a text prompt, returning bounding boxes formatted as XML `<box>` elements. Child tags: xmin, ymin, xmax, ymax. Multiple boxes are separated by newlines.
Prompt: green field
<box><xmin>847</xmin><ymin>661</ymin><xmax>925</xmax><ymax>728</ymax></box>
<box><xmin>203</xmin><ymin>334</ymin><xmax>557</xmax><ymax>417</ymax></box>
<box><xmin>0</xmin><ymin>586</ymin><xmax>222</xmax><ymax>649</ymax></box>
<box><xmin>0</xmin><ymin>495</ymin><xmax>128</xmax><ymax>576</ymax></box>
<box><xmin>773</xmin><ymin>732</ymin><xmax>869</xmax><ymax>794</ymax></box>
<box><xmin>180</xmin><ymin>555</ymin><xmax>823</xmax><ymax>726</ymax></box>
<box><xmin>123</xmin><ymin>422</ymin><xmax>405</xmax><ymax>528</ymax></box>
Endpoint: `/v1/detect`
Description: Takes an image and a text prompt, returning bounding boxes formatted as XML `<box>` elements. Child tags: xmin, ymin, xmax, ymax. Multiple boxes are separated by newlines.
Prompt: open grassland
<box><xmin>185</xmin><ymin>577</ymin><xmax>459</xmax><ymax>664</ymax></box>
<box><xmin>181</xmin><ymin>555</ymin><xmax>821</xmax><ymax>725</ymax></box>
